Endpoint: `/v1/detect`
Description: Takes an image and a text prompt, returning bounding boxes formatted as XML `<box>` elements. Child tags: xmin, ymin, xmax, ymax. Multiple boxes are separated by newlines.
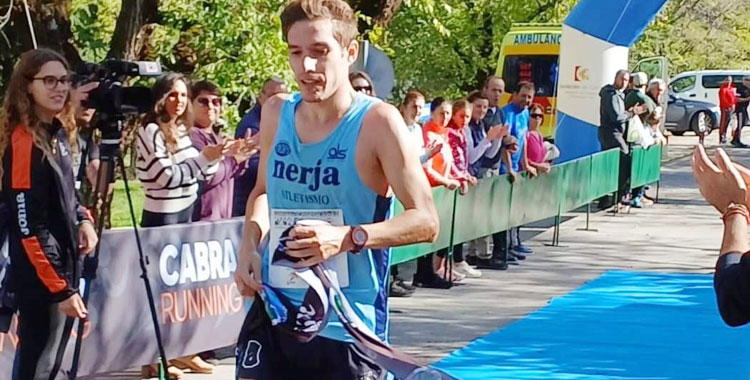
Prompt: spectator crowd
<box><xmin>598</xmin><ymin>69</ymin><xmax>667</xmax><ymax>212</ymax></box>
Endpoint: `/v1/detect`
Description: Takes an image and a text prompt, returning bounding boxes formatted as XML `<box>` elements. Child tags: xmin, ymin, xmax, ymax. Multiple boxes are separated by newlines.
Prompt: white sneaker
<box><xmin>454</xmin><ymin>261</ymin><xmax>482</xmax><ymax>278</ymax></box>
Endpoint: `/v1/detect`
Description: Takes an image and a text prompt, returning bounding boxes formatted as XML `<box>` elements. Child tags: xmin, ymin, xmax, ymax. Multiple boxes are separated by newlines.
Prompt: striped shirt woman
<box><xmin>135</xmin><ymin>122</ymin><xmax>220</xmax><ymax>220</ymax></box>
<box><xmin>135</xmin><ymin>73</ymin><xmax>223</xmax><ymax>229</ymax></box>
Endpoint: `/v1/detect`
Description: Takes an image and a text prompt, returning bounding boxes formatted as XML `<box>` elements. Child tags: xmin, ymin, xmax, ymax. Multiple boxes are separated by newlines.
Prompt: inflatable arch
<box><xmin>555</xmin><ymin>0</ymin><xmax>669</xmax><ymax>162</ymax></box>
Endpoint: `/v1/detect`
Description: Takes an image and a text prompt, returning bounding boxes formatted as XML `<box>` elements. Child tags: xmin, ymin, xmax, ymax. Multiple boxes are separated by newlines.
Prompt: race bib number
<box><xmin>268</xmin><ymin>209</ymin><xmax>349</xmax><ymax>289</ymax></box>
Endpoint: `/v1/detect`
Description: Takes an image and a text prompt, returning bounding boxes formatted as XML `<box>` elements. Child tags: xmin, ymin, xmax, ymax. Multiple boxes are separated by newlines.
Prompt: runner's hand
<box><xmin>285</xmin><ymin>224</ymin><xmax>351</xmax><ymax>268</ymax></box>
<box><xmin>60</xmin><ymin>294</ymin><xmax>88</xmax><ymax>319</ymax></box>
<box><xmin>733</xmin><ymin>162</ymin><xmax>750</xmax><ymax>209</ymax></box>
<box><xmin>235</xmin><ymin>250</ymin><xmax>262</xmax><ymax>297</ymax></box>
<box><xmin>692</xmin><ymin>145</ymin><xmax>747</xmax><ymax>212</ymax></box>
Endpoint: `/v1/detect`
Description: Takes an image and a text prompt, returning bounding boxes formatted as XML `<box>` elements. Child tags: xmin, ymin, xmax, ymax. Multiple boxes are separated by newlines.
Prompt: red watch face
<box><xmin>352</xmin><ymin>227</ymin><xmax>368</xmax><ymax>246</ymax></box>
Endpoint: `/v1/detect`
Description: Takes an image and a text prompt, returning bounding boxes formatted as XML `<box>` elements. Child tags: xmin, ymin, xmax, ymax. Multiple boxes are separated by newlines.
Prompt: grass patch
<box><xmin>110</xmin><ymin>179</ymin><xmax>144</xmax><ymax>228</ymax></box>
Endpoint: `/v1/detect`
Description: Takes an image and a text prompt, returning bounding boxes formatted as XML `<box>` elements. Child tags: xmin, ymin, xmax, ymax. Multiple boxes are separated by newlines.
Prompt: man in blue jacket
<box><xmin>233</xmin><ymin>77</ymin><xmax>287</xmax><ymax>216</ymax></box>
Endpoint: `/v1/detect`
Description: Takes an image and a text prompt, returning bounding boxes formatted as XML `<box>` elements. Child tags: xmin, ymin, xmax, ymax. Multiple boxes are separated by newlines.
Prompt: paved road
<box><xmin>108</xmin><ymin>128</ymin><xmax>744</xmax><ymax>379</ymax></box>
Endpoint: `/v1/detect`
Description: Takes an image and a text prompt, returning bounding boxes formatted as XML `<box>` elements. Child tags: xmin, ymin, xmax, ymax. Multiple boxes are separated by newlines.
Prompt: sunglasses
<box><xmin>531</xmin><ymin>113</ymin><xmax>544</xmax><ymax>119</ymax></box>
<box><xmin>197</xmin><ymin>97</ymin><xmax>222</xmax><ymax>107</ymax></box>
<box><xmin>353</xmin><ymin>85</ymin><xmax>372</xmax><ymax>93</ymax></box>
<box><xmin>30</xmin><ymin>74</ymin><xmax>74</xmax><ymax>90</ymax></box>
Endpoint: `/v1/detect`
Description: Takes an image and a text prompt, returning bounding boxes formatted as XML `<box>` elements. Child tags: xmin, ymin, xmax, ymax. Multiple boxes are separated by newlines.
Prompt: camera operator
<box><xmin>0</xmin><ymin>49</ymin><xmax>98</xmax><ymax>379</ymax></box>
<box><xmin>693</xmin><ymin>145</ymin><xmax>750</xmax><ymax>327</ymax></box>
<box><xmin>69</xmin><ymin>82</ymin><xmax>102</xmax><ymax>193</ymax></box>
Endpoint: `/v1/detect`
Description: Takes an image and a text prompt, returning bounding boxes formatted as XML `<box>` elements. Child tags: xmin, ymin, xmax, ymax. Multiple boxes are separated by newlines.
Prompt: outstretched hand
<box><xmin>692</xmin><ymin>145</ymin><xmax>747</xmax><ymax>213</ymax></box>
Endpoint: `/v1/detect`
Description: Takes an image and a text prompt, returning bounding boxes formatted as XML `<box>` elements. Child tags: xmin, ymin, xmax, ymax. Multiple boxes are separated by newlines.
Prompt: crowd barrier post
<box><xmin>444</xmin><ymin>190</ymin><xmax>459</xmax><ymax>285</ymax></box>
<box><xmin>578</xmin><ymin>156</ymin><xmax>597</xmax><ymax>232</ymax></box>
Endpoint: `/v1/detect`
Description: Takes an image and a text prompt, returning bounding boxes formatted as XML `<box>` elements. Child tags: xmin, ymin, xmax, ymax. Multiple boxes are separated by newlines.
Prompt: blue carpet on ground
<box><xmin>434</xmin><ymin>271</ymin><xmax>750</xmax><ymax>380</ymax></box>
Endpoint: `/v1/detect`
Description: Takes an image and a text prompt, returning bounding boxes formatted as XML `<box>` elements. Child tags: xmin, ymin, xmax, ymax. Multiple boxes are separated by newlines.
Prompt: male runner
<box><xmin>234</xmin><ymin>1</ymin><xmax>439</xmax><ymax>379</ymax></box>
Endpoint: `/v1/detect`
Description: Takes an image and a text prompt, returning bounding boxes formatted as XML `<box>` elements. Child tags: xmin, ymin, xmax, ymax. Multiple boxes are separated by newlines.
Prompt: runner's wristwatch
<box><xmin>350</xmin><ymin>226</ymin><xmax>368</xmax><ymax>253</ymax></box>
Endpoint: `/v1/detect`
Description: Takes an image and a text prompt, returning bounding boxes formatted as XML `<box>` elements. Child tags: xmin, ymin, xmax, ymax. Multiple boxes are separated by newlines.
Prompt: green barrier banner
<box><xmin>590</xmin><ymin>148</ymin><xmax>620</xmax><ymax>199</ymax></box>
<box><xmin>452</xmin><ymin>175</ymin><xmax>513</xmax><ymax>245</ymax></box>
<box><xmin>508</xmin><ymin>169</ymin><xmax>562</xmax><ymax>228</ymax></box>
<box><xmin>390</xmin><ymin>147</ymin><xmax>648</xmax><ymax>265</ymax></box>
<box><xmin>558</xmin><ymin>154</ymin><xmax>593</xmax><ymax>212</ymax></box>
<box><xmin>391</xmin><ymin>187</ymin><xmax>456</xmax><ymax>265</ymax></box>
<box><xmin>630</xmin><ymin>145</ymin><xmax>662</xmax><ymax>189</ymax></box>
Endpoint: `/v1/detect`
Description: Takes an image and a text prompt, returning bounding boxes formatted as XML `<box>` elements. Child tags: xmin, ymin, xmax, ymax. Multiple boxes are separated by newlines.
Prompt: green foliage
<box><xmin>153</xmin><ymin>0</ymin><xmax>295</xmax><ymax>130</ymax></box>
<box><xmin>631</xmin><ymin>0</ymin><xmax>750</xmax><ymax>75</ymax></box>
<box><xmin>61</xmin><ymin>0</ymin><xmax>750</xmax><ymax>112</ymax></box>
<box><xmin>369</xmin><ymin>0</ymin><xmax>574</xmax><ymax>100</ymax></box>
<box><xmin>71</xmin><ymin>0</ymin><xmax>121</xmax><ymax>62</ymax></box>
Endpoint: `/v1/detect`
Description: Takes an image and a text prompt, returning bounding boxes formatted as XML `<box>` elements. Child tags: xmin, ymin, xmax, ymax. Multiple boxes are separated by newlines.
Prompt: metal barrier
<box><xmin>391</xmin><ymin>148</ymin><xmax>631</xmax><ymax>265</ymax></box>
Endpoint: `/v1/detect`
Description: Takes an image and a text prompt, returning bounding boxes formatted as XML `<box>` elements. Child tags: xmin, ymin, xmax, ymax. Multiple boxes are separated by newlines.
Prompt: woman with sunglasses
<box><xmin>525</xmin><ymin>104</ymin><xmax>553</xmax><ymax>174</ymax></box>
<box><xmin>349</xmin><ymin>71</ymin><xmax>376</xmax><ymax>97</ymax></box>
<box><xmin>0</xmin><ymin>48</ymin><xmax>98</xmax><ymax>379</ymax></box>
<box><xmin>189</xmin><ymin>80</ymin><xmax>258</xmax><ymax>222</ymax></box>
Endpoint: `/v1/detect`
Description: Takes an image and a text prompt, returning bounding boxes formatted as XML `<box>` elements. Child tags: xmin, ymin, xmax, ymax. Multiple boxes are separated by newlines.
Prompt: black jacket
<box><xmin>715</xmin><ymin>252</ymin><xmax>750</xmax><ymax>327</ymax></box>
<box><xmin>599</xmin><ymin>84</ymin><xmax>630</xmax><ymax>134</ymax></box>
<box><xmin>1</xmin><ymin>120</ymin><xmax>91</xmax><ymax>303</ymax></box>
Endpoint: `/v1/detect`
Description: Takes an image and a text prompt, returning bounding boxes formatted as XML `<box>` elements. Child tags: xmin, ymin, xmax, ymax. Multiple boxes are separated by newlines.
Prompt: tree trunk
<box><xmin>348</xmin><ymin>0</ymin><xmax>404</xmax><ymax>32</ymax></box>
<box><xmin>106</xmin><ymin>0</ymin><xmax>159</xmax><ymax>60</ymax></box>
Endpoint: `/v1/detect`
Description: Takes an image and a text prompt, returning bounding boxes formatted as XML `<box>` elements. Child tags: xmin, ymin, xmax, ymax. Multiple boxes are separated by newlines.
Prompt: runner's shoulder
<box><xmin>362</xmin><ymin>101</ymin><xmax>405</xmax><ymax>136</ymax></box>
<box><xmin>259</xmin><ymin>93</ymin><xmax>292</xmax><ymax>135</ymax></box>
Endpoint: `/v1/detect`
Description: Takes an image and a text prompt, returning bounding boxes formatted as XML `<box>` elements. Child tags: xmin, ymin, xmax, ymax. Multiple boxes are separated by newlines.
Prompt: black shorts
<box><xmin>236</xmin><ymin>300</ymin><xmax>386</xmax><ymax>380</ymax></box>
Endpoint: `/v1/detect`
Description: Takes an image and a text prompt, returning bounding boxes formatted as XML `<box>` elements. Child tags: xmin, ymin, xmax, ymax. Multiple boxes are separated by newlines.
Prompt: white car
<box><xmin>669</xmin><ymin>70</ymin><xmax>750</xmax><ymax>107</ymax></box>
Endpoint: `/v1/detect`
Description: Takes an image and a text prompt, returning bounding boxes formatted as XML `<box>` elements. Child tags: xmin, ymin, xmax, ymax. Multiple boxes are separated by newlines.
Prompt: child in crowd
<box><xmin>434</xmin><ymin>100</ymin><xmax>483</xmax><ymax>279</ymax></box>
<box><xmin>446</xmin><ymin>100</ymin><xmax>477</xmax><ymax>194</ymax></box>
<box><xmin>422</xmin><ymin>98</ymin><xmax>461</xmax><ymax>190</ymax></box>
<box><xmin>414</xmin><ymin>98</ymin><xmax>461</xmax><ymax>288</ymax></box>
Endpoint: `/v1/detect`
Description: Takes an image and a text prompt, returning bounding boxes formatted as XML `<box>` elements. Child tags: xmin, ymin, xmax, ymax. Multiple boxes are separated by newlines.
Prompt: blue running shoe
<box><xmin>631</xmin><ymin>197</ymin><xmax>643</xmax><ymax>208</ymax></box>
<box><xmin>511</xmin><ymin>244</ymin><xmax>534</xmax><ymax>256</ymax></box>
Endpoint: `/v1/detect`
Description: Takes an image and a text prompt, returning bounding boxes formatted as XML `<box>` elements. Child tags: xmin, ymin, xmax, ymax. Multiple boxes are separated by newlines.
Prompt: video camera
<box><xmin>74</xmin><ymin>59</ymin><xmax>162</xmax><ymax>142</ymax></box>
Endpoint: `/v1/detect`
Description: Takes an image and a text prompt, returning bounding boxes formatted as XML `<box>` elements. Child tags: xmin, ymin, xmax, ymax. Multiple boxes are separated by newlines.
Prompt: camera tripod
<box><xmin>68</xmin><ymin>119</ymin><xmax>173</xmax><ymax>380</ymax></box>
